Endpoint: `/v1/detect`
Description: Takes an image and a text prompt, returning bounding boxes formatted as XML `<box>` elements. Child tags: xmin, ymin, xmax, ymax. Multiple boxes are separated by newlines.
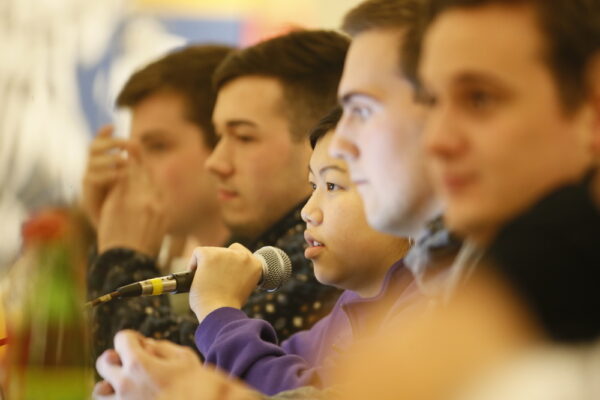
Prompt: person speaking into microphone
<box><xmin>182</xmin><ymin>111</ymin><xmax>412</xmax><ymax>396</ymax></box>
<box><xmin>95</xmin><ymin>109</ymin><xmax>415</xmax><ymax>399</ymax></box>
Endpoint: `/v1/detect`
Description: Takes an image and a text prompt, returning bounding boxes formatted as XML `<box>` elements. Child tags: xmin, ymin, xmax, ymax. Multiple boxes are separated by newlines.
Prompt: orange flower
<box><xmin>21</xmin><ymin>209</ymin><xmax>70</xmax><ymax>245</ymax></box>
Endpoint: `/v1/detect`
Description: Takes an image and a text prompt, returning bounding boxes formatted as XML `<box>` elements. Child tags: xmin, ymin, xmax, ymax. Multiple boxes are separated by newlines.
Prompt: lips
<box><xmin>441</xmin><ymin>173</ymin><xmax>476</xmax><ymax>194</ymax></box>
<box><xmin>304</xmin><ymin>231</ymin><xmax>325</xmax><ymax>259</ymax></box>
<box><xmin>304</xmin><ymin>231</ymin><xmax>324</xmax><ymax>247</ymax></box>
<box><xmin>217</xmin><ymin>187</ymin><xmax>239</xmax><ymax>201</ymax></box>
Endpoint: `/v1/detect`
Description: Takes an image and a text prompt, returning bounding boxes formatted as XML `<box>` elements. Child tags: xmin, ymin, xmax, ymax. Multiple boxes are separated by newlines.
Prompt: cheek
<box><xmin>364</xmin><ymin>135</ymin><xmax>401</xmax><ymax>186</ymax></box>
<box><xmin>474</xmin><ymin>121</ymin><xmax>535</xmax><ymax>189</ymax></box>
<box><xmin>234</xmin><ymin>151</ymin><xmax>265</xmax><ymax>187</ymax></box>
<box><xmin>158</xmin><ymin>155</ymin><xmax>184</xmax><ymax>180</ymax></box>
<box><xmin>157</xmin><ymin>153</ymin><xmax>203</xmax><ymax>194</ymax></box>
<box><xmin>323</xmin><ymin>199</ymin><xmax>368</xmax><ymax>250</ymax></box>
<box><xmin>240</xmin><ymin>146</ymin><xmax>291</xmax><ymax>190</ymax></box>
<box><xmin>460</xmin><ymin>119</ymin><xmax>546</xmax><ymax>227</ymax></box>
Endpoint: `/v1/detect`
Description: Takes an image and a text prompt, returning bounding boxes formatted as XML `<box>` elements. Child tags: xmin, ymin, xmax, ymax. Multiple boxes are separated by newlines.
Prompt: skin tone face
<box><xmin>129</xmin><ymin>90</ymin><xmax>221</xmax><ymax>235</ymax></box>
<box><xmin>420</xmin><ymin>4</ymin><xmax>598</xmax><ymax>245</ymax></box>
<box><xmin>302</xmin><ymin>131</ymin><xmax>409</xmax><ymax>298</ymax></box>
<box><xmin>331</xmin><ymin>29</ymin><xmax>438</xmax><ymax>238</ymax></box>
<box><xmin>207</xmin><ymin>76</ymin><xmax>313</xmax><ymax>240</ymax></box>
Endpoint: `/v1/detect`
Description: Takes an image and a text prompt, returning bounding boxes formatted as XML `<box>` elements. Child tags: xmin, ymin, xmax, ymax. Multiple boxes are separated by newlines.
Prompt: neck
<box><xmin>463</xmin><ymin>223</ymin><xmax>498</xmax><ymax>250</ymax></box>
<box><xmin>398</xmin><ymin>200</ymin><xmax>444</xmax><ymax>240</ymax></box>
<box><xmin>355</xmin><ymin>270</ymin><xmax>390</xmax><ymax>299</ymax></box>
<box><xmin>415</xmin><ymin>200</ymin><xmax>444</xmax><ymax>235</ymax></box>
<box><xmin>355</xmin><ymin>238</ymin><xmax>411</xmax><ymax>298</ymax></box>
<box><xmin>190</xmin><ymin>213</ymin><xmax>230</xmax><ymax>248</ymax></box>
<box><xmin>234</xmin><ymin>196</ymin><xmax>307</xmax><ymax>244</ymax></box>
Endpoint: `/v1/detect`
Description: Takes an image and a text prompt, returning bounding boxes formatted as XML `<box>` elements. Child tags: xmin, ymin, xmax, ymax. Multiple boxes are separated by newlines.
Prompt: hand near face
<box><xmin>82</xmin><ymin>125</ymin><xmax>129</xmax><ymax>229</ymax></box>
<box><xmin>187</xmin><ymin>243</ymin><xmax>263</xmax><ymax>323</ymax></box>
<box><xmin>97</xmin><ymin>147</ymin><xmax>168</xmax><ymax>257</ymax></box>
<box><xmin>94</xmin><ymin>330</ymin><xmax>259</xmax><ymax>400</ymax></box>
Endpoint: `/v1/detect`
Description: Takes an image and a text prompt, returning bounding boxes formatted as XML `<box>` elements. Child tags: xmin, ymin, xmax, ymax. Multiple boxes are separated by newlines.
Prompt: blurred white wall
<box><xmin>0</xmin><ymin>0</ymin><xmax>363</xmax><ymax>269</ymax></box>
<box><xmin>0</xmin><ymin>0</ymin><xmax>125</xmax><ymax>267</ymax></box>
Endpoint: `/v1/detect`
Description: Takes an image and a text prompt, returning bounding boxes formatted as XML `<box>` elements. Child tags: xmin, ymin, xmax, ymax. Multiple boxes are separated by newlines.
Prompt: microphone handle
<box><xmin>172</xmin><ymin>271</ymin><xmax>194</xmax><ymax>293</ymax></box>
<box><xmin>116</xmin><ymin>271</ymin><xmax>195</xmax><ymax>298</ymax></box>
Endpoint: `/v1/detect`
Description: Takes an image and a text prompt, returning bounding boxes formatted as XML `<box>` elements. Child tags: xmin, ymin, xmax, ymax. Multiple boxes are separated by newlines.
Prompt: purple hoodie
<box><xmin>195</xmin><ymin>260</ymin><xmax>419</xmax><ymax>395</ymax></box>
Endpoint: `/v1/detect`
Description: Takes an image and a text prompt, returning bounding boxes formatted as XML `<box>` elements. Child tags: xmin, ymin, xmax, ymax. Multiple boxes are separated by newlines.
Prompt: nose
<box><xmin>205</xmin><ymin>138</ymin><xmax>234</xmax><ymax>178</ymax></box>
<box><xmin>301</xmin><ymin>192</ymin><xmax>323</xmax><ymax>226</ymax></box>
<box><xmin>330</xmin><ymin>113</ymin><xmax>359</xmax><ymax>161</ymax></box>
<box><xmin>424</xmin><ymin>105</ymin><xmax>467</xmax><ymax>161</ymax></box>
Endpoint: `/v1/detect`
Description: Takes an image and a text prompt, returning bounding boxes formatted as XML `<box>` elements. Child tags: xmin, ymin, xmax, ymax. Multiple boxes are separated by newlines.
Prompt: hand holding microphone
<box><xmin>87</xmin><ymin>244</ymin><xmax>291</xmax><ymax>324</ymax></box>
<box><xmin>187</xmin><ymin>243</ymin><xmax>291</xmax><ymax>323</ymax></box>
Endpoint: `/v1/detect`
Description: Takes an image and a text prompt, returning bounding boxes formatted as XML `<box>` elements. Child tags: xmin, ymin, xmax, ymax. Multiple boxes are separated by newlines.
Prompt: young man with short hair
<box><xmin>204</xmin><ymin>30</ymin><xmax>350</xmax><ymax>338</ymax></box>
<box><xmin>333</xmin><ymin>0</ymin><xmax>461</xmax><ymax>293</ymax></box>
<box><xmin>419</xmin><ymin>0</ymin><xmax>600</xmax><ymax>341</ymax></box>
<box><xmin>85</xmin><ymin>45</ymin><xmax>233</xmax><ymax>360</ymax></box>
<box><xmin>334</xmin><ymin>0</ymin><xmax>439</xmax><ymax>239</ymax></box>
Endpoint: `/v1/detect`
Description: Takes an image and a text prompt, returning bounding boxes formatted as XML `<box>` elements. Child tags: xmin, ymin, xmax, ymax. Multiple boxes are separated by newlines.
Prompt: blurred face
<box><xmin>332</xmin><ymin>29</ymin><xmax>437</xmax><ymax>237</ymax></box>
<box><xmin>302</xmin><ymin>132</ymin><xmax>408</xmax><ymax>297</ymax></box>
<box><xmin>207</xmin><ymin>76</ymin><xmax>312</xmax><ymax>239</ymax></box>
<box><xmin>421</xmin><ymin>4</ymin><xmax>598</xmax><ymax>244</ymax></box>
<box><xmin>130</xmin><ymin>90</ymin><xmax>219</xmax><ymax>235</ymax></box>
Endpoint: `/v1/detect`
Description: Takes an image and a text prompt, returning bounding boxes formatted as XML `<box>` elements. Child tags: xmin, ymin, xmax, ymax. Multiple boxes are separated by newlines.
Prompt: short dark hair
<box><xmin>116</xmin><ymin>44</ymin><xmax>233</xmax><ymax>147</ymax></box>
<box><xmin>342</xmin><ymin>0</ymin><xmax>424</xmax><ymax>37</ymax></box>
<box><xmin>213</xmin><ymin>30</ymin><xmax>350</xmax><ymax>140</ymax></box>
<box><xmin>413</xmin><ymin>0</ymin><xmax>600</xmax><ymax>112</ymax></box>
<box><xmin>341</xmin><ymin>0</ymin><xmax>426</xmax><ymax>90</ymax></box>
<box><xmin>309</xmin><ymin>107</ymin><xmax>343</xmax><ymax>149</ymax></box>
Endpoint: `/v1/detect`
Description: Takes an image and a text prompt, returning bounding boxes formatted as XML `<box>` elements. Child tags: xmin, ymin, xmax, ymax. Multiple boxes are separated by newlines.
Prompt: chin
<box><xmin>443</xmin><ymin>204</ymin><xmax>467</xmax><ymax>232</ymax></box>
<box><xmin>165</xmin><ymin>219</ymin><xmax>181</xmax><ymax>235</ymax></box>
<box><xmin>314</xmin><ymin>266</ymin><xmax>339</xmax><ymax>288</ymax></box>
<box><xmin>445</xmin><ymin>204</ymin><xmax>494</xmax><ymax>243</ymax></box>
<box><xmin>222</xmin><ymin>211</ymin><xmax>255</xmax><ymax>234</ymax></box>
<box><xmin>366</xmin><ymin>208</ymin><xmax>398</xmax><ymax>236</ymax></box>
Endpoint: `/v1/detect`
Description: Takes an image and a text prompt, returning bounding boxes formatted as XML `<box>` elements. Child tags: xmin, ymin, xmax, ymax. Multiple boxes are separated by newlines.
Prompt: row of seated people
<box><xmin>18</xmin><ymin>0</ymin><xmax>597</xmax><ymax>399</ymax></box>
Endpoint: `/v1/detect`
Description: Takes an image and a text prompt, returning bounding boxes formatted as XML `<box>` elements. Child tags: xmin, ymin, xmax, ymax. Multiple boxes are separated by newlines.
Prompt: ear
<box><xmin>587</xmin><ymin>54</ymin><xmax>600</xmax><ymax>159</ymax></box>
<box><xmin>592</xmin><ymin>119</ymin><xmax>600</xmax><ymax>163</ymax></box>
<box><xmin>591</xmin><ymin>103</ymin><xmax>600</xmax><ymax>164</ymax></box>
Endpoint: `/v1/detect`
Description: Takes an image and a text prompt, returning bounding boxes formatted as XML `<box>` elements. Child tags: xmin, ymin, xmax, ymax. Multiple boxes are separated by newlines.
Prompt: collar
<box><xmin>404</xmin><ymin>215</ymin><xmax>463</xmax><ymax>294</ymax></box>
<box><xmin>341</xmin><ymin>259</ymin><xmax>408</xmax><ymax>306</ymax></box>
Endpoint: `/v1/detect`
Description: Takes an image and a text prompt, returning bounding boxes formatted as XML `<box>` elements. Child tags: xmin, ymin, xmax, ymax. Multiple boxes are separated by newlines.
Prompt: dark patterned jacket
<box><xmin>88</xmin><ymin>200</ymin><xmax>342</xmax><ymax>361</ymax></box>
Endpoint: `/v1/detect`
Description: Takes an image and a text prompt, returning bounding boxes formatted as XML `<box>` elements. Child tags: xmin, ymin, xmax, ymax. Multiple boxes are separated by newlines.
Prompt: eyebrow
<box><xmin>451</xmin><ymin>72</ymin><xmax>507</xmax><ymax>88</ymax></box>
<box><xmin>225</xmin><ymin>119</ymin><xmax>258</xmax><ymax>129</ymax></box>
<box><xmin>308</xmin><ymin>164</ymin><xmax>347</xmax><ymax>176</ymax></box>
<box><xmin>339</xmin><ymin>91</ymin><xmax>379</xmax><ymax>106</ymax></box>
<box><xmin>138</xmin><ymin>130</ymin><xmax>169</xmax><ymax>141</ymax></box>
<box><xmin>214</xmin><ymin>119</ymin><xmax>259</xmax><ymax>137</ymax></box>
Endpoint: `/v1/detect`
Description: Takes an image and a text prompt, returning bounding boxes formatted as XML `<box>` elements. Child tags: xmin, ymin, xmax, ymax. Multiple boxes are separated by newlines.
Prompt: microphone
<box><xmin>86</xmin><ymin>246</ymin><xmax>292</xmax><ymax>307</ymax></box>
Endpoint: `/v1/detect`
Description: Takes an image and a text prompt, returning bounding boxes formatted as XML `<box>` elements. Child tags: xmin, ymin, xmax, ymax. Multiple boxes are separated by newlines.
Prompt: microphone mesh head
<box><xmin>255</xmin><ymin>246</ymin><xmax>292</xmax><ymax>292</ymax></box>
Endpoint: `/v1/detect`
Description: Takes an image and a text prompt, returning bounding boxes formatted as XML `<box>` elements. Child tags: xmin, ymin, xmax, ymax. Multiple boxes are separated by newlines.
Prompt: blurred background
<box><xmin>0</xmin><ymin>0</ymin><xmax>362</xmax><ymax>271</ymax></box>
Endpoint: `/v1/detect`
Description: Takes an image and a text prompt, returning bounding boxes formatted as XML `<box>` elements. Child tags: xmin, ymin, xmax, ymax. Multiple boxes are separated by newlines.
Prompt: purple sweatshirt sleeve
<box><xmin>195</xmin><ymin>307</ymin><xmax>326</xmax><ymax>395</ymax></box>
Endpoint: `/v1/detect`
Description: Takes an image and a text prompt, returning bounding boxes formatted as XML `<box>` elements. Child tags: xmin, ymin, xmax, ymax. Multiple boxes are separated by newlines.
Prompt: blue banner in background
<box><xmin>77</xmin><ymin>15</ymin><xmax>242</xmax><ymax>136</ymax></box>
